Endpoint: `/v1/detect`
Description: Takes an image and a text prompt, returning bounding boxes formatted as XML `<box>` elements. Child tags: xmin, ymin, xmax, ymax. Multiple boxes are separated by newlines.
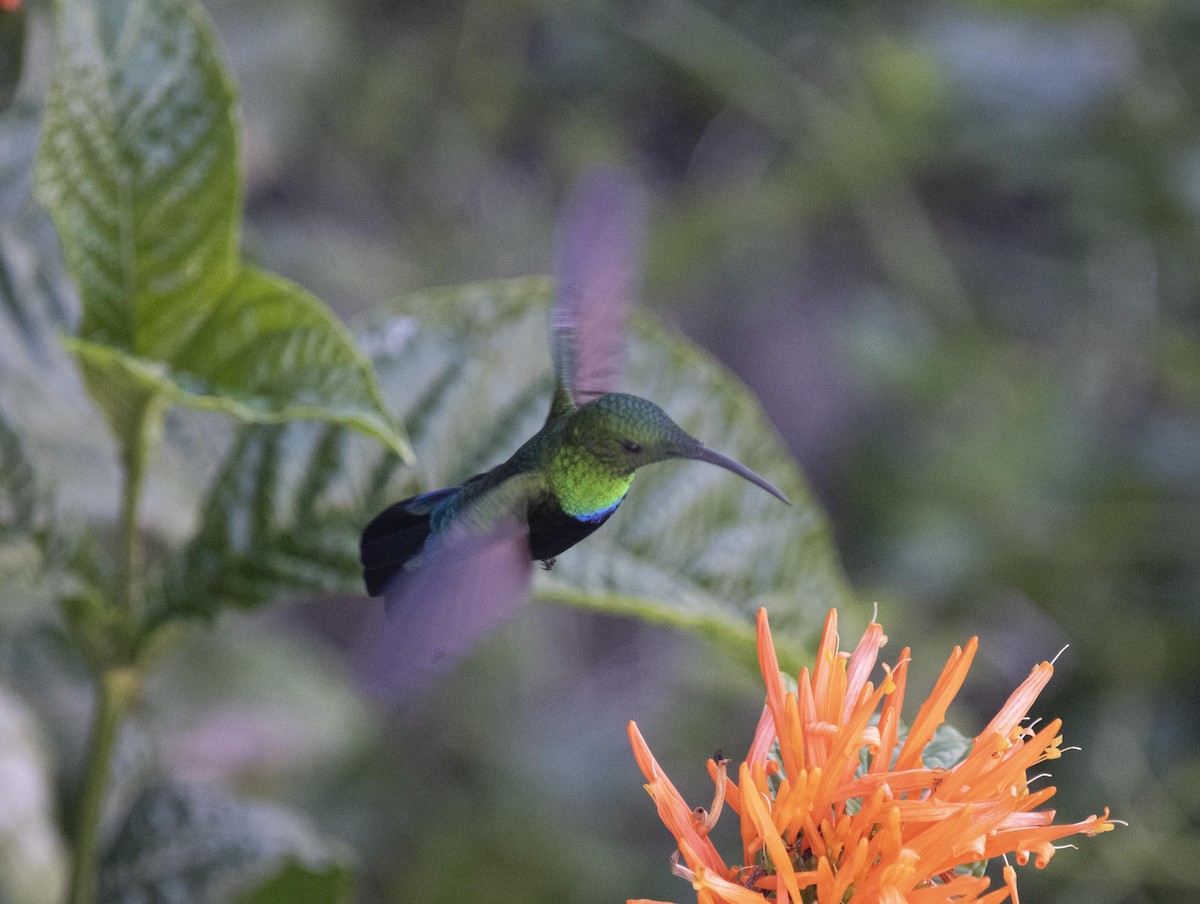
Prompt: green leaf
<box><xmin>368</xmin><ymin>277</ymin><xmax>855</xmax><ymax>658</ymax></box>
<box><xmin>234</xmin><ymin>859</ymin><xmax>351</xmax><ymax>904</ymax></box>
<box><xmin>168</xmin><ymin>277</ymin><xmax>853</xmax><ymax>655</ymax></box>
<box><xmin>955</xmin><ymin>859</ymin><xmax>987</xmax><ymax>880</ymax></box>
<box><xmin>99</xmin><ymin>782</ymin><xmax>351</xmax><ymax>904</ymax></box>
<box><xmin>0</xmin><ymin>5</ymin><xmax>24</xmax><ymax>114</ymax></box>
<box><xmin>35</xmin><ymin>0</ymin><xmax>241</xmax><ymax>349</ymax></box>
<box><xmin>921</xmin><ymin>722</ymin><xmax>972</xmax><ymax>770</ymax></box>
<box><xmin>64</xmin><ymin>337</ymin><xmax>169</xmax><ymax>467</ymax></box>
<box><xmin>63</xmin><ymin>268</ymin><xmax>407</xmax><ymax>455</ymax></box>
<box><xmin>34</xmin><ymin>0</ymin><xmax>409</xmax><ymax>459</ymax></box>
<box><xmin>159</xmin><ymin>424</ymin><xmax>360</xmax><ymax>619</ymax></box>
<box><xmin>858</xmin><ymin>721</ymin><xmax>973</xmax><ymax>778</ymax></box>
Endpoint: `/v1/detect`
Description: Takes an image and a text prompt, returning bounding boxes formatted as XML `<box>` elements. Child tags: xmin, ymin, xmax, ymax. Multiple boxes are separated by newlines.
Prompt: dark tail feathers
<box><xmin>360</xmin><ymin>488</ymin><xmax>458</xmax><ymax>596</ymax></box>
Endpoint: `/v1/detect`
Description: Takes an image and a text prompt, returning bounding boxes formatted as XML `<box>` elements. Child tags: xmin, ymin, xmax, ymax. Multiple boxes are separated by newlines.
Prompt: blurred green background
<box><xmin>4</xmin><ymin>0</ymin><xmax>1199</xmax><ymax>901</ymax></box>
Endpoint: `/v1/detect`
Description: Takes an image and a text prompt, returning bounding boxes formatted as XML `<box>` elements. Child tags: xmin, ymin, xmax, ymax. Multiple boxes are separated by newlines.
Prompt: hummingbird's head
<box><xmin>566</xmin><ymin>393</ymin><xmax>790</xmax><ymax>503</ymax></box>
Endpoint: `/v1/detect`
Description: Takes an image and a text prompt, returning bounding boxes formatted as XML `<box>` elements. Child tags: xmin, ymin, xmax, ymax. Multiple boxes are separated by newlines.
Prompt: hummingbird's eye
<box><xmin>622</xmin><ymin>439</ymin><xmax>643</xmax><ymax>454</ymax></box>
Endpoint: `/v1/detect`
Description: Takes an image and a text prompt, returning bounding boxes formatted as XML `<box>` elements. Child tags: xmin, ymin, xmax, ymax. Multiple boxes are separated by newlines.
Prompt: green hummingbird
<box><xmin>359</xmin><ymin>171</ymin><xmax>788</xmax><ymax>691</ymax></box>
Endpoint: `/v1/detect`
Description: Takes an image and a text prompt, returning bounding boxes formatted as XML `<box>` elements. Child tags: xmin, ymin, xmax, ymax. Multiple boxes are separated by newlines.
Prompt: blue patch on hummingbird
<box><xmin>575</xmin><ymin>498</ymin><xmax>623</xmax><ymax>524</ymax></box>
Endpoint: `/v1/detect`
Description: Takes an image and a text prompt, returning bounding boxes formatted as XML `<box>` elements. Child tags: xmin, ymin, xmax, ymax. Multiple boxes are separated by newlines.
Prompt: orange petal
<box><xmin>905</xmin><ymin>874</ymin><xmax>1003</xmax><ymax>903</ymax></box>
<box><xmin>778</xmin><ymin>692</ymin><xmax>805</xmax><ymax>784</ymax></box>
<box><xmin>629</xmin><ymin>721</ymin><xmax>696</xmax><ymax>811</ymax></box>
<box><xmin>894</xmin><ymin>638</ymin><xmax>978</xmax><ymax>772</ymax></box>
<box><xmin>835</xmin><ymin>837</ymin><xmax>869</xmax><ymax>900</ymax></box>
<box><xmin>709</xmin><ymin>757</ymin><xmax>744</xmax><ymax>816</ymax></box>
<box><xmin>693</xmin><ymin>865</ymin><xmax>772</xmax><ymax>904</ymax></box>
<box><xmin>872</xmin><ymin>650</ymin><xmax>910</xmax><ymax>774</ymax></box>
<box><xmin>1003</xmin><ymin>863</ymin><xmax>1021</xmax><ymax>904</ymax></box>
<box><xmin>844</xmin><ymin>619</ymin><xmax>887</xmax><ymax>724</ymax></box>
<box><xmin>628</xmin><ymin>722</ymin><xmax>727</xmax><ymax>875</ymax></box>
<box><xmin>738</xmin><ymin>762</ymin><xmax>801</xmax><ymax>904</ymax></box>
<box><xmin>983</xmin><ymin>808</ymin><xmax>1113</xmax><ymax>865</ymax></box>
<box><xmin>809</xmin><ymin>610</ymin><xmax>840</xmax><ymax>725</ymax></box>
<box><xmin>815</xmin><ymin>855</ymin><xmax>836</xmax><ymax>904</ymax></box>
<box><xmin>947</xmin><ymin>719</ymin><xmax>1062</xmax><ymax>804</ymax></box>
<box><xmin>815</xmin><ymin>676</ymin><xmax>892</xmax><ymax>806</ymax></box>
<box><xmin>756</xmin><ymin>608</ymin><xmax>788</xmax><ymax>732</ymax></box>
<box><xmin>978</xmin><ymin>662</ymin><xmax>1053</xmax><ymax>743</ymax></box>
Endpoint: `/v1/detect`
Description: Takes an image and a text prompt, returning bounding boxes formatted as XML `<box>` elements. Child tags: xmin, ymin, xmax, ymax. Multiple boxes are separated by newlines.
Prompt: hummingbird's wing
<box><xmin>549</xmin><ymin>169</ymin><xmax>645</xmax><ymax>418</ymax></box>
<box><xmin>357</xmin><ymin>473</ymin><xmax>543</xmax><ymax>700</ymax></box>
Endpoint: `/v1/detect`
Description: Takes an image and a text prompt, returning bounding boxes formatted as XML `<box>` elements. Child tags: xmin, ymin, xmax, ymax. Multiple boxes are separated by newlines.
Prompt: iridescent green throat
<box><xmin>549</xmin><ymin>447</ymin><xmax>635</xmax><ymax>522</ymax></box>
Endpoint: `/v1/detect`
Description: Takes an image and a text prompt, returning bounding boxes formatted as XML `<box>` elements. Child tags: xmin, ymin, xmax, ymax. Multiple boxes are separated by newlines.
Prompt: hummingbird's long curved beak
<box><xmin>686</xmin><ymin>445</ymin><xmax>791</xmax><ymax>505</ymax></box>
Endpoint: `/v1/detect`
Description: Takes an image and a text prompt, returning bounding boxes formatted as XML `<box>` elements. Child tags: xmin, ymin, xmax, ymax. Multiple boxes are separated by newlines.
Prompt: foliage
<box><xmin>99</xmin><ymin>783</ymin><xmax>351</xmax><ymax>904</ymax></box>
<box><xmin>159</xmin><ymin>277</ymin><xmax>849</xmax><ymax>655</ymax></box>
<box><xmin>34</xmin><ymin>0</ymin><xmax>409</xmax><ymax>462</ymax></box>
<box><xmin>0</xmin><ymin>0</ymin><xmax>856</xmax><ymax>902</ymax></box>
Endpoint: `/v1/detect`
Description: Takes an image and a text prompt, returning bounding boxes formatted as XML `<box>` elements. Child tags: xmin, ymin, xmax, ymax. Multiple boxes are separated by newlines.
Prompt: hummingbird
<box><xmin>359</xmin><ymin>171</ymin><xmax>789</xmax><ymax>693</ymax></box>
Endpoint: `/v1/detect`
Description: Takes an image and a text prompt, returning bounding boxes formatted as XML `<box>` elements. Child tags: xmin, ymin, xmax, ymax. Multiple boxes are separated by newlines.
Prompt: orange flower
<box><xmin>628</xmin><ymin>608</ymin><xmax>1115</xmax><ymax>904</ymax></box>
<box><xmin>0</xmin><ymin>0</ymin><xmax>19</xmax><ymax>12</ymax></box>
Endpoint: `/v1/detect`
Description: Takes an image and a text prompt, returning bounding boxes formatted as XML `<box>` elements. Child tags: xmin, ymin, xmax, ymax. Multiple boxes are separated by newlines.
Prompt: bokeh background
<box><xmin>5</xmin><ymin>0</ymin><xmax>1199</xmax><ymax>901</ymax></box>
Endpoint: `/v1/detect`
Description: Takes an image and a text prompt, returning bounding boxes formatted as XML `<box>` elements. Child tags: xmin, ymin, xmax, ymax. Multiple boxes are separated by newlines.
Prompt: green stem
<box><xmin>117</xmin><ymin>431</ymin><xmax>149</xmax><ymax>621</ymax></box>
<box><xmin>65</xmin><ymin>668</ymin><xmax>137</xmax><ymax>904</ymax></box>
<box><xmin>65</xmin><ymin>403</ymin><xmax>157</xmax><ymax>904</ymax></box>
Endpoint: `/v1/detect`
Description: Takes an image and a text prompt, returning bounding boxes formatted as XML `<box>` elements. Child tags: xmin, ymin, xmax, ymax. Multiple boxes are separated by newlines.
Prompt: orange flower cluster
<box><xmin>0</xmin><ymin>0</ymin><xmax>19</xmax><ymax>12</ymax></box>
<box><xmin>628</xmin><ymin>608</ymin><xmax>1114</xmax><ymax>904</ymax></box>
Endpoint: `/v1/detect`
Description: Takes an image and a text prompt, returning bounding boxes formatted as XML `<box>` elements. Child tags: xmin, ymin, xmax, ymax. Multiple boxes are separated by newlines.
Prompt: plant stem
<box><xmin>117</xmin><ymin>429</ymin><xmax>149</xmax><ymax>621</ymax></box>
<box><xmin>65</xmin><ymin>403</ymin><xmax>157</xmax><ymax>904</ymax></box>
<box><xmin>65</xmin><ymin>668</ymin><xmax>137</xmax><ymax>904</ymax></box>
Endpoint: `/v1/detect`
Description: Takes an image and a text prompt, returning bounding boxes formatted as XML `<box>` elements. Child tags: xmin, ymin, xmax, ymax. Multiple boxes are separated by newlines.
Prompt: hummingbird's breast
<box><xmin>548</xmin><ymin>443</ymin><xmax>634</xmax><ymax>522</ymax></box>
<box><xmin>513</xmin><ymin>440</ymin><xmax>632</xmax><ymax>562</ymax></box>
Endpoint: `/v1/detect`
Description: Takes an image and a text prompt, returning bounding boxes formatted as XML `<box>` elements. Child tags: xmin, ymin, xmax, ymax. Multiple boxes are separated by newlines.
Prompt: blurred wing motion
<box><xmin>358</xmin><ymin>515</ymin><xmax>533</xmax><ymax>700</ymax></box>
<box><xmin>550</xmin><ymin>169</ymin><xmax>645</xmax><ymax>413</ymax></box>
<box><xmin>357</xmin><ymin>473</ymin><xmax>545</xmax><ymax>700</ymax></box>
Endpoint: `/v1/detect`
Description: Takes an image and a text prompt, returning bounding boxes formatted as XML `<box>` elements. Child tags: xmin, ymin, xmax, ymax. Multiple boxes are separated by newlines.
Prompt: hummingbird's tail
<box><xmin>360</xmin><ymin>487</ymin><xmax>459</xmax><ymax>596</ymax></box>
